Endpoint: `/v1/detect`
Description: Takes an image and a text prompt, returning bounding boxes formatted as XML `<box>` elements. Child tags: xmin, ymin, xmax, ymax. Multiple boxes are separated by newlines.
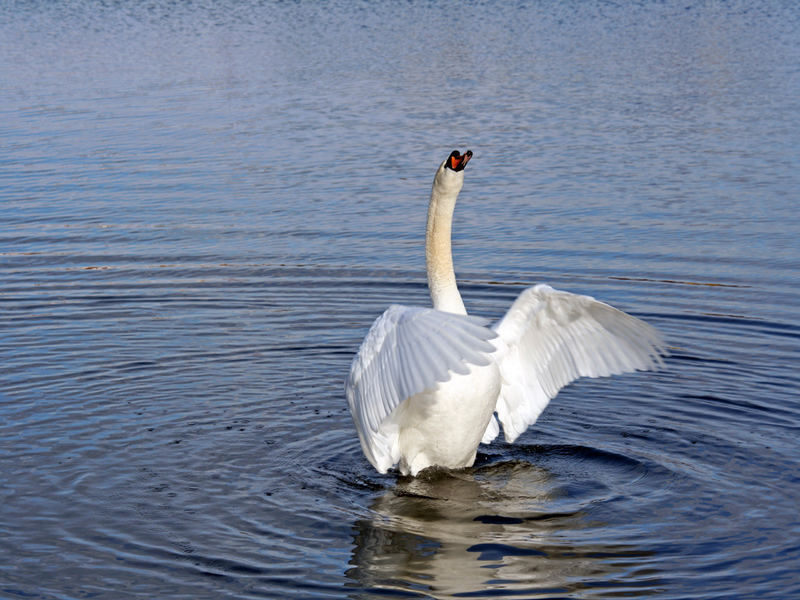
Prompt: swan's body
<box><xmin>346</xmin><ymin>150</ymin><xmax>666</xmax><ymax>476</ymax></box>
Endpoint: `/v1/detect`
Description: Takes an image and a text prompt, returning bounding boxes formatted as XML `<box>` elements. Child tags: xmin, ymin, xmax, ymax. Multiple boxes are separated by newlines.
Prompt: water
<box><xmin>1</xmin><ymin>1</ymin><xmax>799</xmax><ymax>598</ymax></box>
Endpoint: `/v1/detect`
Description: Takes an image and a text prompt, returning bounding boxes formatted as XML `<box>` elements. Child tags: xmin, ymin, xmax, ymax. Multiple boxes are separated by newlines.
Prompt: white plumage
<box><xmin>346</xmin><ymin>150</ymin><xmax>666</xmax><ymax>476</ymax></box>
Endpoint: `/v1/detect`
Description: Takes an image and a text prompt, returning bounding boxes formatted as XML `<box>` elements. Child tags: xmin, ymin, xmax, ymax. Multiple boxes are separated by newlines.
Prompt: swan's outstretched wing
<box><xmin>492</xmin><ymin>284</ymin><xmax>666</xmax><ymax>443</ymax></box>
<box><xmin>346</xmin><ymin>304</ymin><xmax>497</xmax><ymax>473</ymax></box>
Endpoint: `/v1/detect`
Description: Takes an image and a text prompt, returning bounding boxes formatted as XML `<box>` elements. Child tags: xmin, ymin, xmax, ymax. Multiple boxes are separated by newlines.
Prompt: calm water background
<box><xmin>2</xmin><ymin>1</ymin><xmax>799</xmax><ymax>598</ymax></box>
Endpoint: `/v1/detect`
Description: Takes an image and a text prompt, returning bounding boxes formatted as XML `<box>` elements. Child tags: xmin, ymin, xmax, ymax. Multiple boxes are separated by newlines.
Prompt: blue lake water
<box><xmin>1</xmin><ymin>1</ymin><xmax>799</xmax><ymax>598</ymax></box>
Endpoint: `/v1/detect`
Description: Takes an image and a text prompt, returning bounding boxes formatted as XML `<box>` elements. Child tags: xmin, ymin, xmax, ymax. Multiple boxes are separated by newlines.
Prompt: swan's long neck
<box><xmin>426</xmin><ymin>182</ymin><xmax>466</xmax><ymax>315</ymax></box>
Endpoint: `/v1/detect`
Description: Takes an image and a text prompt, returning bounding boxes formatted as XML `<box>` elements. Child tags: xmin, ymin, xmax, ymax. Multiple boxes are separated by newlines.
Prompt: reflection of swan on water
<box><xmin>346</xmin><ymin>460</ymin><xmax>627</xmax><ymax>598</ymax></box>
<box><xmin>346</xmin><ymin>150</ymin><xmax>666</xmax><ymax>475</ymax></box>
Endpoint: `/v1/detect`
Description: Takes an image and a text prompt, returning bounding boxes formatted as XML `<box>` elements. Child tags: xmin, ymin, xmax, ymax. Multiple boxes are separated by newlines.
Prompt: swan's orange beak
<box><xmin>447</xmin><ymin>150</ymin><xmax>473</xmax><ymax>172</ymax></box>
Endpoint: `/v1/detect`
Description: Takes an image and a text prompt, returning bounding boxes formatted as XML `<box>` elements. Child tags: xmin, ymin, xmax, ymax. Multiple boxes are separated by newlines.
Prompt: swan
<box><xmin>346</xmin><ymin>150</ymin><xmax>666</xmax><ymax>476</ymax></box>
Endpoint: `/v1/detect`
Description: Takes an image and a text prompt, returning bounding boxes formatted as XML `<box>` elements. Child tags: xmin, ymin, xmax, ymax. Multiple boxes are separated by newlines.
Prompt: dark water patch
<box><xmin>468</xmin><ymin>543</ymin><xmax>547</xmax><ymax>560</ymax></box>
<box><xmin>473</xmin><ymin>515</ymin><xmax>525</xmax><ymax>525</ymax></box>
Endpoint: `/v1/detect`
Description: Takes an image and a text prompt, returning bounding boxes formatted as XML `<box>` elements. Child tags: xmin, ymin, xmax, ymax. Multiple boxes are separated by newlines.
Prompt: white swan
<box><xmin>346</xmin><ymin>150</ymin><xmax>666</xmax><ymax>476</ymax></box>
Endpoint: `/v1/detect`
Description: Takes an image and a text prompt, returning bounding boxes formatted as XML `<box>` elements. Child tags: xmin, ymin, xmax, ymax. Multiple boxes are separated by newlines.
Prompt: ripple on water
<box><xmin>2</xmin><ymin>254</ymin><xmax>798</xmax><ymax>598</ymax></box>
<box><xmin>342</xmin><ymin>443</ymin><xmax>683</xmax><ymax>598</ymax></box>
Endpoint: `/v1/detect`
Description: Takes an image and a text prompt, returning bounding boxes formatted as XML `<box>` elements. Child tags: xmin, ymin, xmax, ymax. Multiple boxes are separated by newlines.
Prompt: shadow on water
<box><xmin>346</xmin><ymin>445</ymin><xmax>667</xmax><ymax>599</ymax></box>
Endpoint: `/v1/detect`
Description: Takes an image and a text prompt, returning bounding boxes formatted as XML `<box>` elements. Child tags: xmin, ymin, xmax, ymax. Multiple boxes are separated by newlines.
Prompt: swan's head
<box><xmin>433</xmin><ymin>149</ymin><xmax>473</xmax><ymax>197</ymax></box>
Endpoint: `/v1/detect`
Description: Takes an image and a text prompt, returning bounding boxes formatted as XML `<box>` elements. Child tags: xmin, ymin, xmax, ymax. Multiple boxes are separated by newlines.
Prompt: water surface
<box><xmin>1</xmin><ymin>2</ymin><xmax>799</xmax><ymax>599</ymax></box>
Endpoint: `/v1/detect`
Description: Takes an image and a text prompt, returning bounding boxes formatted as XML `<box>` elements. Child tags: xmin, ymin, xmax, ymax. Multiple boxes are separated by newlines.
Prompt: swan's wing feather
<box><xmin>493</xmin><ymin>284</ymin><xmax>667</xmax><ymax>443</ymax></box>
<box><xmin>346</xmin><ymin>304</ymin><xmax>497</xmax><ymax>472</ymax></box>
<box><xmin>481</xmin><ymin>413</ymin><xmax>500</xmax><ymax>444</ymax></box>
